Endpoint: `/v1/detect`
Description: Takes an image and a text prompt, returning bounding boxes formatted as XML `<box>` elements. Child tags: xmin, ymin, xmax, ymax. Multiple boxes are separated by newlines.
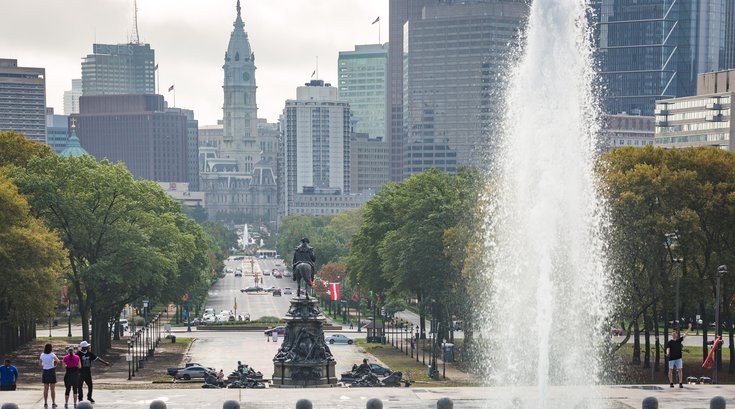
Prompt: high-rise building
<box><xmin>603</xmin><ymin>114</ymin><xmax>655</xmax><ymax>150</ymax></box>
<box><xmin>199</xmin><ymin>1</ymin><xmax>277</xmax><ymax>224</ymax></box>
<box><xmin>281</xmin><ymin>80</ymin><xmax>352</xmax><ymax>215</ymax></box>
<box><xmin>63</xmin><ymin>79</ymin><xmax>82</xmax><ymax>115</ymax></box>
<box><xmin>654</xmin><ymin>69</ymin><xmax>735</xmax><ymax>150</ymax></box>
<box><xmin>73</xmin><ymin>94</ymin><xmax>192</xmax><ymax>183</ymax></box>
<box><xmin>401</xmin><ymin>0</ymin><xmax>528</xmax><ymax>177</ymax></box>
<box><xmin>46</xmin><ymin>108</ymin><xmax>69</xmax><ymax>153</ymax></box>
<box><xmin>593</xmin><ymin>0</ymin><xmax>735</xmax><ymax>115</ymax></box>
<box><xmin>338</xmin><ymin>44</ymin><xmax>388</xmax><ymax>141</ymax></box>
<box><xmin>0</xmin><ymin>58</ymin><xmax>46</xmax><ymax>142</ymax></box>
<box><xmin>387</xmin><ymin>0</ymin><xmax>432</xmax><ymax>182</ymax></box>
<box><xmin>81</xmin><ymin>43</ymin><xmax>155</xmax><ymax>96</ymax></box>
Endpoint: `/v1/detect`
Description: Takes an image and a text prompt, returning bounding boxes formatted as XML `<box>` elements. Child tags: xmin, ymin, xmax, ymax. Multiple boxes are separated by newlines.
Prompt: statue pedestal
<box><xmin>271</xmin><ymin>297</ymin><xmax>338</xmax><ymax>387</ymax></box>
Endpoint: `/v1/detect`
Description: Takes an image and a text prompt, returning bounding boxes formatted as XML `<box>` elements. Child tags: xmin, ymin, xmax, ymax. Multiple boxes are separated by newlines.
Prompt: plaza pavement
<box><xmin>2</xmin><ymin>384</ymin><xmax>735</xmax><ymax>408</ymax></box>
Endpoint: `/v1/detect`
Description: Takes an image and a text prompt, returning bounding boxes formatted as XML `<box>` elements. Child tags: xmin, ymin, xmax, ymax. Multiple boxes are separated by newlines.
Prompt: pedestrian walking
<box><xmin>40</xmin><ymin>343</ymin><xmax>60</xmax><ymax>408</ymax></box>
<box><xmin>62</xmin><ymin>346</ymin><xmax>81</xmax><ymax>408</ymax></box>
<box><xmin>0</xmin><ymin>359</ymin><xmax>19</xmax><ymax>391</ymax></box>
<box><xmin>271</xmin><ymin>330</ymin><xmax>278</xmax><ymax>343</ymax></box>
<box><xmin>76</xmin><ymin>340</ymin><xmax>109</xmax><ymax>403</ymax></box>
<box><xmin>666</xmin><ymin>322</ymin><xmax>692</xmax><ymax>388</ymax></box>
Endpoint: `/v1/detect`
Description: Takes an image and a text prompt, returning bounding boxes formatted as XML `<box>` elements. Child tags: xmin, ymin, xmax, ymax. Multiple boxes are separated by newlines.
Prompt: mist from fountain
<box><xmin>480</xmin><ymin>0</ymin><xmax>610</xmax><ymax>407</ymax></box>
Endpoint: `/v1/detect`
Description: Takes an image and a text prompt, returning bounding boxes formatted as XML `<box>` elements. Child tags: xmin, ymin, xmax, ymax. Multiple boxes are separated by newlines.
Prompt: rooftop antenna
<box><xmin>132</xmin><ymin>0</ymin><xmax>140</xmax><ymax>44</ymax></box>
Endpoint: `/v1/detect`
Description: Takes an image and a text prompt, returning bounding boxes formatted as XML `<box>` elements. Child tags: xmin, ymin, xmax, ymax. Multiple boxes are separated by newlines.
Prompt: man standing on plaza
<box><xmin>666</xmin><ymin>322</ymin><xmax>692</xmax><ymax>388</ymax></box>
<box><xmin>76</xmin><ymin>341</ymin><xmax>110</xmax><ymax>403</ymax></box>
<box><xmin>0</xmin><ymin>359</ymin><xmax>19</xmax><ymax>391</ymax></box>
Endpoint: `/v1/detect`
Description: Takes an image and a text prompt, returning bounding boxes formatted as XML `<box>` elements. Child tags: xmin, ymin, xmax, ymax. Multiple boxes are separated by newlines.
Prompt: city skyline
<box><xmin>1</xmin><ymin>0</ymin><xmax>388</xmax><ymax>125</ymax></box>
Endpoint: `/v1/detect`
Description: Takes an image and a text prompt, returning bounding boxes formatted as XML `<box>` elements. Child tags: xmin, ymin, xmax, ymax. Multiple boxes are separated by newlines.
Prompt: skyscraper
<box><xmin>387</xmin><ymin>0</ymin><xmax>432</xmax><ymax>182</ymax></box>
<box><xmin>401</xmin><ymin>0</ymin><xmax>528</xmax><ymax>176</ymax></box>
<box><xmin>81</xmin><ymin>43</ymin><xmax>155</xmax><ymax>96</ymax></box>
<box><xmin>282</xmin><ymin>80</ymin><xmax>353</xmax><ymax>215</ymax></box>
<box><xmin>338</xmin><ymin>43</ymin><xmax>388</xmax><ymax>141</ymax></box>
<box><xmin>0</xmin><ymin>58</ymin><xmax>46</xmax><ymax>143</ymax></box>
<box><xmin>594</xmin><ymin>0</ymin><xmax>735</xmax><ymax>115</ymax></box>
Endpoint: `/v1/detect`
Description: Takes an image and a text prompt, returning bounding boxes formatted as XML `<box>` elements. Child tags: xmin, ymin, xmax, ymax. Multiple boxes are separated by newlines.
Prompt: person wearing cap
<box><xmin>76</xmin><ymin>341</ymin><xmax>109</xmax><ymax>403</ymax></box>
<box><xmin>0</xmin><ymin>358</ymin><xmax>19</xmax><ymax>391</ymax></box>
<box><xmin>62</xmin><ymin>346</ymin><xmax>80</xmax><ymax>408</ymax></box>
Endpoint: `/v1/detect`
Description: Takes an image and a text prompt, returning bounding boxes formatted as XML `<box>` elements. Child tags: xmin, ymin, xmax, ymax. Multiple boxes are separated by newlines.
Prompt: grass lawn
<box><xmin>358</xmin><ymin>339</ymin><xmax>433</xmax><ymax>382</ymax></box>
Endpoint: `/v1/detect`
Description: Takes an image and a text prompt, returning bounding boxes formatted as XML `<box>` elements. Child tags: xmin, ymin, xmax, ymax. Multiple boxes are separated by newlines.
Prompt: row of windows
<box><xmin>658</xmin><ymin>96</ymin><xmax>731</xmax><ymax>111</ymax></box>
<box><xmin>657</xmin><ymin>121</ymin><xmax>731</xmax><ymax>133</ymax></box>
<box><xmin>655</xmin><ymin>133</ymin><xmax>729</xmax><ymax>145</ymax></box>
<box><xmin>657</xmin><ymin>109</ymin><xmax>731</xmax><ymax>121</ymax></box>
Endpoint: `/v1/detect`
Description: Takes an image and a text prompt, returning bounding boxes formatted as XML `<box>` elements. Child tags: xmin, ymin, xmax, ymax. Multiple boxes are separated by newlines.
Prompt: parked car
<box><xmin>325</xmin><ymin>334</ymin><xmax>354</xmax><ymax>345</ymax></box>
<box><xmin>119</xmin><ymin>319</ymin><xmax>129</xmax><ymax>332</ymax></box>
<box><xmin>273</xmin><ymin>289</ymin><xmax>282</xmax><ymax>296</ymax></box>
<box><xmin>610</xmin><ymin>327</ymin><xmax>625</xmax><ymax>336</ymax></box>
<box><xmin>241</xmin><ymin>286</ymin><xmax>263</xmax><ymax>293</ymax></box>
<box><xmin>234</xmin><ymin>271</ymin><xmax>243</xmax><ymax>277</ymax></box>
<box><xmin>263</xmin><ymin>270</ymin><xmax>271</xmax><ymax>276</ymax></box>
<box><xmin>283</xmin><ymin>287</ymin><xmax>293</xmax><ymax>295</ymax></box>
<box><xmin>264</xmin><ymin>286</ymin><xmax>279</xmax><ymax>292</ymax></box>
<box><xmin>172</xmin><ymin>365</ymin><xmax>215</xmax><ymax>381</ymax></box>
<box><xmin>264</xmin><ymin>326</ymin><xmax>287</xmax><ymax>336</ymax></box>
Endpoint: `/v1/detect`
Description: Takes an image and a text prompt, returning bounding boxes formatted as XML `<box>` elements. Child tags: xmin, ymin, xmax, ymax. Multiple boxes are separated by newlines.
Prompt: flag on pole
<box><xmin>329</xmin><ymin>282</ymin><xmax>341</xmax><ymax>301</ymax></box>
<box><xmin>372</xmin><ymin>16</ymin><xmax>380</xmax><ymax>24</ymax></box>
<box><xmin>311</xmin><ymin>70</ymin><xmax>316</xmax><ymax>78</ymax></box>
<box><xmin>168</xmin><ymin>84</ymin><xmax>175</xmax><ymax>92</ymax></box>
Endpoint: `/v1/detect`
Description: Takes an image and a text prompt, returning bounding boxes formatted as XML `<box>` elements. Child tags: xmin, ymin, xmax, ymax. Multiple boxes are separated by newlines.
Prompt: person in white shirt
<box><xmin>39</xmin><ymin>343</ymin><xmax>60</xmax><ymax>408</ymax></box>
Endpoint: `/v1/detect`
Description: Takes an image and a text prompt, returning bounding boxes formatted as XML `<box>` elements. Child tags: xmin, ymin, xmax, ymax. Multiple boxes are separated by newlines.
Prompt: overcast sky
<box><xmin>2</xmin><ymin>0</ymin><xmax>389</xmax><ymax>125</ymax></box>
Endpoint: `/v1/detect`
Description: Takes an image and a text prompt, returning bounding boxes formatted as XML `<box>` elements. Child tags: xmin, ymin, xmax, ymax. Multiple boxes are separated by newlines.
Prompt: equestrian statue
<box><xmin>292</xmin><ymin>237</ymin><xmax>316</xmax><ymax>298</ymax></box>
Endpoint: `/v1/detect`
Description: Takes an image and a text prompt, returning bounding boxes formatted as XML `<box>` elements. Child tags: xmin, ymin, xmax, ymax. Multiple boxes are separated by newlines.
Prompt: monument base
<box><xmin>271</xmin><ymin>360</ymin><xmax>337</xmax><ymax>388</ymax></box>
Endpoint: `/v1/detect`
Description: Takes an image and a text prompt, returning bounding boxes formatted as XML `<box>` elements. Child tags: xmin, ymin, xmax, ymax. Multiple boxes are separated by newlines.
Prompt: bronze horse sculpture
<box><xmin>293</xmin><ymin>263</ymin><xmax>314</xmax><ymax>298</ymax></box>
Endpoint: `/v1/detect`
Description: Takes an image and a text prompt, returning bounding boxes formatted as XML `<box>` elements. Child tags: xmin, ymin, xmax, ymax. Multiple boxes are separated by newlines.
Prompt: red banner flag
<box><xmin>351</xmin><ymin>291</ymin><xmax>359</xmax><ymax>302</ymax></box>
<box><xmin>329</xmin><ymin>283</ymin><xmax>340</xmax><ymax>301</ymax></box>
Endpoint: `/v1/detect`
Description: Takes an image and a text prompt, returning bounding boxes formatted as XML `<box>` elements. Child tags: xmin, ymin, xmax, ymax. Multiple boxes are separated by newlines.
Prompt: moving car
<box><xmin>273</xmin><ymin>270</ymin><xmax>283</xmax><ymax>278</ymax></box>
<box><xmin>264</xmin><ymin>326</ymin><xmax>287</xmax><ymax>336</ymax></box>
<box><xmin>241</xmin><ymin>286</ymin><xmax>264</xmax><ymax>293</ymax></box>
<box><xmin>262</xmin><ymin>270</ymin><xmax>270</xmax><ymax>276</ymax></box>
<box><xmin>272</xmin><ymin>288</ymin><xmax>282</xmax><ymax>296</ymax></box>
<box><xmin>234</xmin><ymin>271</ymin><xmax>243</xmax><ymax>277</ymax></box>
<box><xmin>283</xmin><ymin>271</ymin><xmax>292</xmax><ymax>278</ymax></box>
<box><xmin>325</xmin><ymin>334</ymin><xmax>354</xmax><ymax>345</ymax></box>
<box><xmin>283</xmin><ymin>287</ymin><xmax>293</xmax><ymax>295</ymax></box>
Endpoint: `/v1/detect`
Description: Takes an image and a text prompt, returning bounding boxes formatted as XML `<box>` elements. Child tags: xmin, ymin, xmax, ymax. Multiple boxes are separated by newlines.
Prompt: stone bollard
<box><xmin>642</xmin><ymin>396</ymin><xmax>658</xmax><ymax>409</ymax></box>
<box><xmin>150</xmin><ymin>399</ymin><xmax>168</xmax><ymax>409</ymax></box>
<box><xmin>223</xmin><ymin>400</ymin><xmax>241</xmax><ymax>409</ymax></box>
<box><xmin>711</xmin><ymin>396</ymin><xmax>727</xmax><ymax>409</ymax></box>
<box><xmin>77</xmin><ymin>402</ymin><xmax>93</xmax><ymax>409</ymax></box>
<box><xmin>296</xmin><ymin>399</ymin><xmax>313</xmax><ymax>409</ymax></box>
<box><xmin>366</xmin><ymin>398</ymin><xmax>383</xmax><ymax>409</ymax></box>
<box><xmin>1</xmin><ymin>403</ymin><xmax>19</xmax><ymax>409</ymax></box>
<box><xmin>437</xmin><ymin>397</ymin><xmax>454</xmax><ymax>409</ymax></box>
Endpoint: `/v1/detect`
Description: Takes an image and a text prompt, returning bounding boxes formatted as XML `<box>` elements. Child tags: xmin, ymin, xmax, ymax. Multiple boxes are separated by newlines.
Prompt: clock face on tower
<box><xmin>242</xmin><ymin>72</ymin><xmax>250</xmax><ymax>81</ymax></box>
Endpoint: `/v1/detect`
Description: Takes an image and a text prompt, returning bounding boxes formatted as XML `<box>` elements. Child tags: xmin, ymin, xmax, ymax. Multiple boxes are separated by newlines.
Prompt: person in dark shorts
<box><xmin>0</xmin><ymin>359</ymin><xmax>19</xmax><ymax>390</ymax></box>
<box><xmin>39</xmin><ymin>343</ymin><xmax>60</xmax><ymax>408</ymax></box>
<box><xmin>76</xmin><ymin>340</ymin><xmax>109</xmax><ymax>403</ymax></box>
<box><xmin>666</xmin><ymin>322</ymin><xmax>692</xmax><ymax>388</ymax></box>
<box><xmin>62</xmin><ymin>347</ymin><xmax>80</xmax><ymax>408</ymax></box>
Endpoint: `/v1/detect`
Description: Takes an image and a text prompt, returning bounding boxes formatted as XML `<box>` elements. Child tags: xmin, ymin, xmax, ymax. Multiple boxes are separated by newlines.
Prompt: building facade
<box><xmin>603</xmin><ymin>114</ymin><xmax>655</xmax><ymax>150</ymax></box>
<box><xmin>0</xmin><ymin>58</ymin><xmax>46</xmax><ymax>142</ymax></box>
<box><xmin>654</xmin><ymin>70</ymin><xmax>735</xmax><ymax>150</ymax></box>
<box><xmin>388</xmin><ymin>0</ymin><xmax>433</xmax><ymax>182</ymax></box>
<box><xmin>281</xmin><ymin>80</ymin><xmax>352</xmax><ymax>216</ymax></box>
<box><xmin>402</xmin><ymin>0</ymin><xmax>528</xmax><ymax>177</ymax></box>
<box><xmin>167</xmin><ymin>107</ymin><xmax>200</xmax><ymax>191</ymax></box>
<box><xmin>46</xmin><ymin>108</ymin><xmax>69</xmax><ymax>153</ymax></box>
<box><xmin>593</xmin><ymin>0</ymin><xmax>735</xmax><ymax>116</ymax></box>
<box><xmin>63</xmin><ymin>79</ymin><xmax>82</xmax><ymax>115</ymax></box>
<box><xmin>338</xmin><ymin>43</ymin><xmax>388</xmax><ymax>141</ymax></box>
<box><xmin>73</xmin><ymin>94</ymin><xmax>192</xmax><ymax>183</ymax></box>
<box><xmin>199</xmin><ymin>1</ymin><xmax>277</xmax><ymax>224</ymax></box>
<box><xmin>350</xmin><ymin>132</ymin><xmax>389</xmax><ymax>193</ymax></box>
<box><xmin>81</xmin><ymin>43</ymin><xmax>155</xmax><ymax>96</ymax></box>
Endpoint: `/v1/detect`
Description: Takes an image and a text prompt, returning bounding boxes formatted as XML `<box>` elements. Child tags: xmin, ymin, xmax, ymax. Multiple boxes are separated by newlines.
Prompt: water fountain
<box><xmin>481</xmin><ymin>0</ymin><xmax>609</xmax><ymax>407</ymax></box>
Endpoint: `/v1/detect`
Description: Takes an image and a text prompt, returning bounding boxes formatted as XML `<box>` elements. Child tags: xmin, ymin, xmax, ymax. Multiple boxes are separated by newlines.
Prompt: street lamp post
<box><xmin>416</xmin><ymin>325</ymin><xmax>420</xmax><ymax>362</ymax></box>
<box><xmin>67</xmin><ymin>307</ymin><xmax>72</xmax><ymax>337</ymax></box>
<box><xmin>127</xmin><ymin>339</ymin><xmax>133</xmax><ymax>380</ymax></box>
<box><xmin>143</xmin><ymin>300</ymin><xmax>149</xmax><ymax>325</ymax></box>
<box><xmin>713</xmin><ymin>265</ymin><xmax>727</xmax><ymax>384</ymax></box>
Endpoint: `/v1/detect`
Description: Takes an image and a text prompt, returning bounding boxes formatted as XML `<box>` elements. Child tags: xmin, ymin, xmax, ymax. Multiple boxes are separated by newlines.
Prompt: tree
<box><xmin>8</xmin><ymin>155</ymin><xmax>212</xmax><ymax>353</ymax></box>
<box><xmin>0</xmin><ymin>131</ymin><xmax>53</xmax><ymax>169</ymax></box>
